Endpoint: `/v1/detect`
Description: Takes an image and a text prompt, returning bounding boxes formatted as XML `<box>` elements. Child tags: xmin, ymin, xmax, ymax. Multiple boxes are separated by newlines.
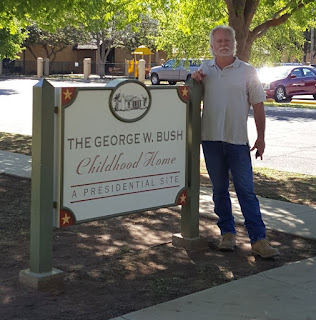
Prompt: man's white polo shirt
<box><xmin>200</xmin><ymin>58</ymin><xmax>266</xmax><ymax>145</ymax></box>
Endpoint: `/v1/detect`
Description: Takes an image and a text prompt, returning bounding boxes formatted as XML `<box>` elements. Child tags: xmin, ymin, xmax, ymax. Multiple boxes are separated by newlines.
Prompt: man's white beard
<box><xmin>212</xmin><ymin>47</ymin><xmax>234</xmax><ymax>57</ymax></box>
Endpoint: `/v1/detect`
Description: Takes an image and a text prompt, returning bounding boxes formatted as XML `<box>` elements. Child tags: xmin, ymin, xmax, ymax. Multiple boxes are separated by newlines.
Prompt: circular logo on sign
<box><xmin>109</xmin><ymin>81</ymin><xmax>151</xmax><ymax>122</ymax></box>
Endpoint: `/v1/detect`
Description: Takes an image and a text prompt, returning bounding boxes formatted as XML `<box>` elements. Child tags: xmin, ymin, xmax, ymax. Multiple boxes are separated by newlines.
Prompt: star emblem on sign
<box><xmin>178</xmin><ymin>86</ymin><xmax>189</xmax><ymax>102</ymax></box>
<box><xmin>181</xmin><ymin>87</ymin><xmax>188</xmax><ymax>97</ymax></box>
<box><xmin>62</xmin><ymin>213</ymin><xmax>70</xmax><ymax>225</ymax></box>
<box><xmin>177</xmin><ymin>189</ymin><xmax>188</xmax><ymax>205</ymax></box>
<box><xmin>63</xmin><ymin>89</ymin><xmax>72</xmax><ymax>100</ymax></box>
<box><xmin>61</xmin><ymin>87</ymin><xmax>76</xmax><ymax>106</ymax></box>
<box><xmin>180</xmin><ymin>193</ymin><xmax>187</xmax><ymax>204</ymax></box>
<box><xmin>59</xmin><ymin>209</ymin><xmax>74</xmax><ymax>227</ymax></box>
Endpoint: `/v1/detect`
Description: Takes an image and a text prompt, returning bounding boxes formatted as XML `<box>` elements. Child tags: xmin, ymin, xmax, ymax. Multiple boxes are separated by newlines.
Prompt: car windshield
<box><xmin>189</xmin><ymin>59</ymin><xmax>202</xmax><ymax>66</ymax></box>
<box><xmin>164</xmin><ymin>60</ymin><xmax>175</xmax><ymax>68</ymax></box>
<box><xmin>257</xmin><ymin>66</ymin><xmax>294</xmax><ymax>83</ymax></box>
<box><xmin>163</xmin><ymin>59</ymin><xmax>202</xmax><ymax>68</ymax></box>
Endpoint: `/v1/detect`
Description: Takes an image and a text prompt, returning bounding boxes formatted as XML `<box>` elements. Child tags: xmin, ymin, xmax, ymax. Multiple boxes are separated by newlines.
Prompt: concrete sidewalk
<box><xmin>200</xmin><ymin>188</ymin><xmax>316</xmax><ymax>240</ymax></box>
<box><xmin>0</xmin><ymin>150</ymin><xmax>31</xmax><ymax>178</ymax></box>
<box><xmin>1</xmin><ymin>150</ymin><xmax>316</xmax><ymax>320</ymax></box>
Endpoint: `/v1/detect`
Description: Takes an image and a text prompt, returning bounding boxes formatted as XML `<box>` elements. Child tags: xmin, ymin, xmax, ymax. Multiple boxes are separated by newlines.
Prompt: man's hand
<box><xmin>250</xmin><ymin>138</ymin><xmax>265</xmax><ymax>160</ymax></box>
<box><xmin>192</xmin><ymin>70</ymin><xmax>206</xmax><ymax>81</ymax></box>
<box><xmin>251</xmin><ymin>102</ymin><xmax>266</xmax><ymax>160</ymax></box>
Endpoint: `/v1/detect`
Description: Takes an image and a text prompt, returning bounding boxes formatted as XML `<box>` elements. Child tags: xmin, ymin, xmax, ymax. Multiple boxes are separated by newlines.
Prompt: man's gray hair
<box><xmin>209</xmin><ymin>25</ymin><xmax>237</xmax><ymax>55</ymax></box>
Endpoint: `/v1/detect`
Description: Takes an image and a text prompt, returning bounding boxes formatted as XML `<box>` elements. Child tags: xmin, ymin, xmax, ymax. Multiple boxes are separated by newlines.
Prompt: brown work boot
<box><xmin>251</xmin><ymin>239</ymin><xmax>280</xmax><ymax>258</ymax></box>
<box><xmin>218</xmin><ymin>233</ymin><xmax>236</xmax><ymax>251</ymax></box>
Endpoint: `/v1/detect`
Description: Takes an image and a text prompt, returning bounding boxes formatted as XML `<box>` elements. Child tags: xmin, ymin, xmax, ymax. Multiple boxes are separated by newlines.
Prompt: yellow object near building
<box><xmin>130</xmin><ymin>45</ymin><xmax>153</xmax><ymax>78</ymax></box>
<box><xmin>128</xmin><ymin>60</ymin><xmax>134</xmax><ymax>73</ymax></box>
<box><xmin>132</xmin><ymin>45</ymin><xmax>153</xmax><ymax>56</ymax></box>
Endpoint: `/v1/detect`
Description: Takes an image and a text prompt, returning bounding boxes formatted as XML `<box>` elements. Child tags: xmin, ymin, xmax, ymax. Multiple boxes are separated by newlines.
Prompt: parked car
<box><xmin>257</xmin><ymin>65</ymin><xmax>316</xmax><ymax>102</ymax></box>
<box><xmin>149</xmin><ymin>59</ymin><xmax>202</xmax><ymax>85</ymax></box>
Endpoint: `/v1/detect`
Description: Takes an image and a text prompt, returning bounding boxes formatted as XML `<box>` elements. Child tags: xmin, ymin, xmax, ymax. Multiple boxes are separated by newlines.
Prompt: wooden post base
<box><xmin>19</xmin><ymin>268</ymin><xmax>64</xmax><ymax>291</ymax></box>
<box><xmin>172</xmin><ymin>233</ymin><xmax>209</xmax><ymax>250</ymax></box>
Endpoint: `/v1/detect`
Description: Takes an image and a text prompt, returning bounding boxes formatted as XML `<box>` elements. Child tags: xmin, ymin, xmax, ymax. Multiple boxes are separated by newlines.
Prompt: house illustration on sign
<box><xmin>113</xmin><ymin>91</ymin><xmax>148</xmax><ymax>111</ymax></box>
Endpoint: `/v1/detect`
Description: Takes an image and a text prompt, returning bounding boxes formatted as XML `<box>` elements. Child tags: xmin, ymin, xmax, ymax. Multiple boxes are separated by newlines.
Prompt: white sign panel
<box><xmin>58</xmin><ymin>80</ymin><xmax>188</xmax><ymax>227</ymax></box>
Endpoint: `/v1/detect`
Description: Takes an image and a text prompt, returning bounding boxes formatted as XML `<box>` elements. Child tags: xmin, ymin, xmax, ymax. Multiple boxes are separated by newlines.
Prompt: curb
<box><xmin>291</xmin><ymin>99</ymin><xmax>316</xmax><ymax>105</ymax></box>
<box><xmin>265</xmin><ymin>98</ymin><xmax>316</xmax><ymax>105</ymax></box>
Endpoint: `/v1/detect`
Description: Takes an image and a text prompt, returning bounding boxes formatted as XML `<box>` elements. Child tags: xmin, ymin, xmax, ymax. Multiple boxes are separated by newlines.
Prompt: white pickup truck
<box><xmin>149</xmin><ymin>59</ymin><xmax>202</xmax><ymax>85</ymax></box>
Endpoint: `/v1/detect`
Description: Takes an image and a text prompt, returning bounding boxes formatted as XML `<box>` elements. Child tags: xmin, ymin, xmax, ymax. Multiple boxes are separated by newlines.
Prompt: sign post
<box><xmin>172</xmin><ymin>80</ymin><xmax>208</xmax><ymax>250</ymax></box>
<box><xmin>19</xmin><ymin>79</ymin><xmax>63</xmax><ymax>290</ymax></box>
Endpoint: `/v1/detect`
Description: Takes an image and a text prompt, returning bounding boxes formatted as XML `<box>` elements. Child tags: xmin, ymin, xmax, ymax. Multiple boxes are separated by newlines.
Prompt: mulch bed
<box><xmin>1</xmin><ymin>173</ymin><xmax>316</xmax><ymax>320</ymax></box>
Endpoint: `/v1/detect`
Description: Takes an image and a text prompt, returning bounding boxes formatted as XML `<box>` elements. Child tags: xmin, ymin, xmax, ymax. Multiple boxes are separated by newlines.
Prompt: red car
<box><xmin>257</xmin><ymin>66</ymin><xmax>316</xmax><ymax>102</ymax></box>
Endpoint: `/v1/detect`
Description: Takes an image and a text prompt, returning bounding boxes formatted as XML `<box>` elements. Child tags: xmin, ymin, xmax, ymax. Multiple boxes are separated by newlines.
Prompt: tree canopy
<box><xmin>152</xmin><ymin>0</ymin><xmax>316</xmax><ymax>65</ymax></box>
<box><xmin>74</xmin><ymin>0</ymin><xmax>141</xmax><ymax>75</ymax></box>
<box><xmin>1</xmin><ymin>0</ymin><xmax>315</xmax><ymax>66</ymax></box>
<box><xmin>0</xmin><ymin>26</ymin><xmax>27</xmax><ymax>60</ymax></box>
<box><xmin>0</xmin><ymin>0</ymin><xmax>80</xmax><ymax>59</ymax></box>
<box><xmin>24</xmin><ymin>25</ymin><xmax>91</xmax><ymax>63</ymax></box>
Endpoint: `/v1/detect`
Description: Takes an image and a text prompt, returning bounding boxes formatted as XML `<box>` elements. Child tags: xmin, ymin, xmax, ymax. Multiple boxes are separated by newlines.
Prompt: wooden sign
<box><xmin>57</xmin><ymin>80</ymin><xmax>188</xmax><ymax>227</ymax></box>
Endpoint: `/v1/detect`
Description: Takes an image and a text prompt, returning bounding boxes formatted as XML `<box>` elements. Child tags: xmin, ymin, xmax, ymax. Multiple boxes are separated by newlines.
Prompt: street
<box><xmin>0</xmin><ymin>78</ymin><xmax>37</xmax><ymax>135</ymax></box>
<box><xmin>248</xmin><ymin>106</ymin><xmax>316</xmax><ymax>175</ymax></box>
<box><xmin>0</xmin><ymin>78</ymin><xmax>315</xmax><ymax>175</ymax></box>
<box><xmin>0</xmin><ymin>78</ymin><xmax>107</xmax><ymax>135</ymax></box>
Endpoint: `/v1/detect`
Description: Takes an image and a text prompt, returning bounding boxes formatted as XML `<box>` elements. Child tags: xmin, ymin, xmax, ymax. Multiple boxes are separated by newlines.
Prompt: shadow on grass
<box><xmin>253</xmin><ymin>170</ymin><xmax>316</xmax><ymax>207</ymax></box>
<box><xmin>0</xmin><ymin>132</ymin><xmax>32</xmax><ymax>156</ymax></box>
<box><xmin>200</xmin><ymin>160</ymin><xmax>316</xmax><ymax>208</ymax></box>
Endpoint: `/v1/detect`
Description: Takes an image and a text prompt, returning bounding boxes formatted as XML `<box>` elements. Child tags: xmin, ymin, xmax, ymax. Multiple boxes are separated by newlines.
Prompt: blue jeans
<box><xmin>202</xmin><ymin>141</ymin><xmax>266</xmax><ymax>243</ymax></box>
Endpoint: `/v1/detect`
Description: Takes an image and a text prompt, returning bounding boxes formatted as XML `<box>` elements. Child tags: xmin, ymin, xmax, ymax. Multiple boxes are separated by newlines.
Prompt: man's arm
<box><xmin>251</xmin><ymin>102</ymin><xmax>266</xmax><ymax>160</ymax></box>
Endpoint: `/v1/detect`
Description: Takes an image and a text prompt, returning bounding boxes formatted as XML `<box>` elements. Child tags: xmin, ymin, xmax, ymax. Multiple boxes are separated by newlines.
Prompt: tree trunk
<box><xmin>96</xmin><ymin>35</ymin><xmax>105</xmax><ymax>76</ymax></box>
<box><xmin>96</xmin><ymin>38</ymin><xmax>113</xmax><ymax>77</ymax></box>
<box><xmin>225</xmin><ymin>0</ymin><xmax>259</xmax><ymax>62</ymax></box>
<box><xmin>26</xmin><ymin>45</ymin><xmax>38</xmax><ymax>61</ymax></box>
<box><xmin>225</xmin><ymin>0</ymin><xmax>309</xmax><ymax>62</ymax></box>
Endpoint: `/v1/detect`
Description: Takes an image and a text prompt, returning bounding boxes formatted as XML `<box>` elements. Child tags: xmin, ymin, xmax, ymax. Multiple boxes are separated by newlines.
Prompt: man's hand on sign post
<box><xmin>192</xmin><ymin>70</ymin><xmax>206</xmax><ymax>82</ymax></box>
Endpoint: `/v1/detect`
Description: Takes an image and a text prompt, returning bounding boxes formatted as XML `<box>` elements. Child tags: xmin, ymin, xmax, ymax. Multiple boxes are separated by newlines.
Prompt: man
<box><xmin>192</xmin><ymin>25</ymin><xmax>279</xmax><ymax>258</ymax></box>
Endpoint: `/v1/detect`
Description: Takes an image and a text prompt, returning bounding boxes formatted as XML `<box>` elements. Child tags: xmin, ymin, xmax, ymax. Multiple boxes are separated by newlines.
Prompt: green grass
<box><xmin>200</xmin><ymin>159</ymin><xmax>316</xmax><ymax>208</ymax></box>
<box><xmin>252</xmin><ymin>167</ymin><xmax>316</xmax><ymax>208</ymax></box>
<box><xmin>0</xmin><ymin>132</ymin><xmax>32</xmax><ymax>156</ymax></box>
